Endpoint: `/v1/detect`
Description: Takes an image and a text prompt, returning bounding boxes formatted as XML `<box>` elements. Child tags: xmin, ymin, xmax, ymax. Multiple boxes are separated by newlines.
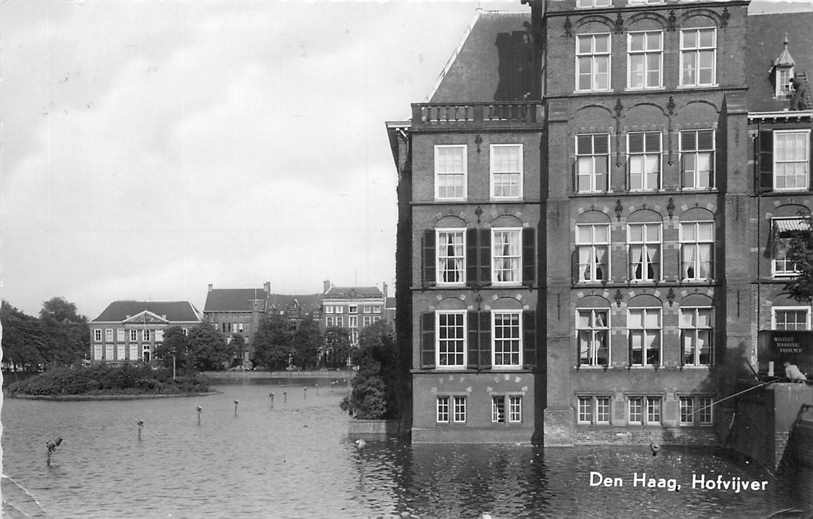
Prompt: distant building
<box><xmin>90</xmin><ymin>301</ymin><xmax>202</xmax><ymax>363</ymax></box>
<box><xmin>268</xmin><ymin>293</ymin><xmax>322</xmax><ymax>328</ymax></box>
<box><xmin>203</xmin><ymin>282</ymin><xmax>271</xmax><ymax>349</ymax></box>
<box><xmin>385</xmin><ymin>296</ymin><xmax>396</xmax><ymax>328</ymax></box>
<box><xmin>321</xmin><ymin>280</ymin><xmax>387</xmax><ymax>346</ymax></box>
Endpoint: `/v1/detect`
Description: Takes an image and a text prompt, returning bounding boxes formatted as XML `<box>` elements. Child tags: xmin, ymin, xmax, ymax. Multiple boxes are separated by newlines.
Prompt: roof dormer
<box><xmin>772</xmin><ymin>34</ymin><xmax>796</xmax><ymax>99</ymax></box>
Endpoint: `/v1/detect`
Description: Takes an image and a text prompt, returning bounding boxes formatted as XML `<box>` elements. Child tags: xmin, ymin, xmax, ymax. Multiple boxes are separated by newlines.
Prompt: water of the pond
<box><xmin>3</xmin><ymin>381</ymin><xmax>812</xmax><ymax>519</ymax></box>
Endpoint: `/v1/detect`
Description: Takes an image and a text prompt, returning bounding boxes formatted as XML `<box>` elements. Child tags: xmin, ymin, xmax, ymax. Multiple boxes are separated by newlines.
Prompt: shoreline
<box><xmin>6</xmin><ymin>391</ymin><xmax>219</xmax><ymax>401</ymax></box>
<box><xmin>201</xmin><ymin>370</ymin><xmax>354</xmax><ymax>381</ymax></box>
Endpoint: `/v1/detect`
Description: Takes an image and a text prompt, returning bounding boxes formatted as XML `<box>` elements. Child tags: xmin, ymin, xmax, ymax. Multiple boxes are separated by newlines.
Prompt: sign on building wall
<box><xmin>758</xmin><ymin>331</ymin><xmax>813</xmax><ymax>374</ymax></box>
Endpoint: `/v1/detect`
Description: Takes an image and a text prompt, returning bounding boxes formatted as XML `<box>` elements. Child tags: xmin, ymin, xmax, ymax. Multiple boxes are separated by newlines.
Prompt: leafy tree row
<box><xmin>153</xmin><ymin>324</ymin><xmax>237</xmax><ymax>372</ymax></box>
<box><xmin>251</xmin><ymin>316</ymin><xmax>351</xmax><ymax>370</ymax></box>
<box><xmin>340</xmin><ymin>320</ymin><xmax>398</xmax><ymax>419</ymax></box>
<box><xmin>1</xmin><ymin>298</ymin><xmax>89</xmax><ymax>371</ymax></box>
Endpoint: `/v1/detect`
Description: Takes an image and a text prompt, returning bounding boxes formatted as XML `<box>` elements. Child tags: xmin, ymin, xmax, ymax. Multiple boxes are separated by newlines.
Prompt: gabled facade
<box><xmin>90</xmin><ymin>301</ymin><xmax>202</xmax><ymax>363</ymax></box>
<box><xmin>203</xmin><ymin>282</ymin><xmax>271</xmax><ymax>354</ymax></box>
<box><xmin>389</xmin><ymin>1</ymin><xmax>813</xmax><ymax>445</ymax></box>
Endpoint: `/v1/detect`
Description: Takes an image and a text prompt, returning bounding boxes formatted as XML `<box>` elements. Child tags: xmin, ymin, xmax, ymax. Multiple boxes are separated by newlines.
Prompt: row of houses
<box><xmin>89</xmin><ymin>280</ymin><xmax>395</xmax><ymax>365</ymax></box>
<box><xmin>386</xmin><ymin>0</ymin><xmax>813</xmax><ymax>444</ymax></box>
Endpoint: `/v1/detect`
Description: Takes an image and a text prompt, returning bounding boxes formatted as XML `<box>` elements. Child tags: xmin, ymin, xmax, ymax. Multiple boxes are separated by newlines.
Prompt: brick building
<box><xmin>90</xmin><ymin>301</ymin><xmax>202</xmax><ymax>363</ymax></box>
<box><xmin>387</xmin><ymin>1</ymin><xmax>813</xmax><ymax>444</ymax></box>
<box><xmin>203</xmin><ymin>282</ymin><xmax>271</xmax><ymax>364</ymax></box>
<box><xmin>321</xmin><ymin>280</ymin><xmax>387</xmax><ymax>346</ymax></box>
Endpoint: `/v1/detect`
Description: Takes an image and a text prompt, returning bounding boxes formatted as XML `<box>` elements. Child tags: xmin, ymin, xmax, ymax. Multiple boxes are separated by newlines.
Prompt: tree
<box><xmin>323</xmin><ymin>327</ymin><xmax>351</xmax><ymax>368</ymax></box>
<box><xmin>40</xmin><ymin>297</ymin><xmax>85</xmax><ymax>324</ymax></box>
<box><xmin>784</xmin><ymin>231</ymin><xmax>813</xmax><ymax>302</ymax></box>
<box><xmin>291</xmin><ymin>317</ymin><xmax>321</xmax><ymax>369</ymax></box>
<box><xmin>230</xmin><ymin>334</ymin><xmax>247</xmax><ymax>367</ymax></box>
<box><xmin>186</xmin><ymin>324</ymin><xmax>233</xmax><ymax>371</ymax></box>
<box><xmin>252</xmin><ymin>316</ymin><xmax>292</xmax><ymax>370</ymax></box>
<box><xmin>341</xmin><ymin>320</ymin><xmax>398</xmax><ymax>419</ymax></box>
<box><xmin>154</xmin><ymin>327</ymin><xmax>190</xmax><ymax>371</ymax></box>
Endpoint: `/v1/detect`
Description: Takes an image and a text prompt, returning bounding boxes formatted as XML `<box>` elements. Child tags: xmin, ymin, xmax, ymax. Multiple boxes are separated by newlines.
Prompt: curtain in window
<box><xmin>645</xmin><ymin>333</ymin><xmax>660</xmax><ymax>365</ymax></box>
<box><xmin>646</xmin><ymin>245</ymin><xmax>658</xmax><ymax>279</ymax></box>
<box><xmin>596</xmin><ymin>332</ymin><xmax>608</xmax><ymax>366</ymax></box>
<box><xmin>630</xmin><ymin>331</ymin><xmax>643</xmax><ymax>364</ymax></box>
<box><xmin>631</xmin><ymin>246</ymin><xmax>643</xmax><ymax>279</ymax></box>
<box><xmin>500</xmin><ymin>232</ymin><xmax>512</xmax><ymax>281</ymax></box>
<box><xmin>594</xmin><ymin>247</ymin><xmax>606</xmax><ymax>280</ymax></box>
<box><xmin>698</xmin><ymin>244</ymin><xmax>712</xmax><ymax>278</ymax></box>
<box><xmin>682</xmin><ymin>244</ymin><xmax>696</xmax><ymax>278</ymax></box>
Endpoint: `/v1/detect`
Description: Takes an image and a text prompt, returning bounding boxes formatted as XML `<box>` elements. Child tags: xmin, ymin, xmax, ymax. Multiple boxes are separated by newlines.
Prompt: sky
<box><xmin>1</xmin><ymin>0</ymin><xmax>811</xmax><ymax>319</ymax></box>
<box><xmin>0</xmin><ymin>0</ymin><xmax>519</xmax><ymax>318</ymax></box>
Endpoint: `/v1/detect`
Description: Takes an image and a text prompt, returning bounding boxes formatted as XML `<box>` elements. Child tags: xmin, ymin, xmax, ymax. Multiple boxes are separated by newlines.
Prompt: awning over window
<box><xmin>774</xmin><ymin>218</ymin><xmax>811</xmax><ymax>236</ymax></box>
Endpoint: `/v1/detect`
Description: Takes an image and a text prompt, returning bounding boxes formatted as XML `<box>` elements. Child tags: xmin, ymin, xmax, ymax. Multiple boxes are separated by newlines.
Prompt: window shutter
<box><xmin>572</xmin><ymin>249</ymin><xmax>579</xmax><ymax>284</ymax></box>
<box><xmin>479</xmin><ymin>311</ymin><xmax>492</xmax><ymax>369</ymax></box>
<box><xmin>758</xmin><ymin>130</ymin><xmax>773</xmax><ymax>192</ymax></box>
<box><xmin>420</xmin><ymin>312</ymin><xmax>435</xmax><ymax>368</ymax></box>
<box><xmin>522</xmin><ymin>310</ymin><xmax>536</xmax><ymax>369</ymax></box>
<box><xmin>522</xmin><ymin>227</ymin><xmax>536</xmax><ymax>285</ymax></box>
<box><xmin>466</xmin><ymin>228</ymin><xmax>478</xmax><ymax>286</ymax></box>
<box><xmin>679</xmin><ymin>330</ymin><xmax>686</xmax><ymax>367</ymax></box>
<box><xmin>479</xmin><ymin>229</ymin><xmax>491</xmax><ymax>285</ymax></box>
<box><xmin>572</xmin><ymin>158</ymin><xmax>577</xmax><ymax>193</ymax></box>
<box><xmin>467</xmin><ymin>311</ymin><xmax>479</xmax><ymax>370</ymax></box>
<box><xmin>422</xmin><ymin>230</ymin><xmax>436</xmax><ymax>287</ymax></box>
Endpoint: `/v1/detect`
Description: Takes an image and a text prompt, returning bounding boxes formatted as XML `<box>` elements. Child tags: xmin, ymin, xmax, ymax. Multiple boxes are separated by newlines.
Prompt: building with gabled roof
<box><xmin>90</xmin><ymin>301</ymin><xmax>202</xmax><ymax>363</ymax></box>
<box><xmin>203</xmin><ymin>281</ymin><xmax>271</xmax><ymax>364</ymax></box>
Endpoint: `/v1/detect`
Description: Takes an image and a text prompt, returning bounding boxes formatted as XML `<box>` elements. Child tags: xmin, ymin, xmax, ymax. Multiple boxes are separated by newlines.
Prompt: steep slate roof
<box><xmin>93</xmin><ymin>301</ymin><xmax>201</xmax><ymax>322</ymax></box>
<box><xmin>430</xmin><ymin>11</ymin><xmax>533</xmax><ymax>103</ymax></box>
<box><xmin>323</xmin><ymin>286</ymin><xmax>383</xmax><ymax>300</ymax></box>
<box><xmin>747</xmin><ymin>12</ymin><xmax>813</xmax><ymax>112</ymax></box>
<box><xmin>204</xmin><ymin>288</ymin><xmax>267</xmax><ymax>312</ymax></box>
<box><xmin>268</xmin><ymin>293</ymin><xmax>323</xmax><ymax>314</ymax></box>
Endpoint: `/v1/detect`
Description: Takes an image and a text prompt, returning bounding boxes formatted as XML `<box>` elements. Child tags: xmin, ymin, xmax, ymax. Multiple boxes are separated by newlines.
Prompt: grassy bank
<box><xmin>6</xmin><ymin>364</ymin><xmax>209</xmax><ymax>396</ymax></box>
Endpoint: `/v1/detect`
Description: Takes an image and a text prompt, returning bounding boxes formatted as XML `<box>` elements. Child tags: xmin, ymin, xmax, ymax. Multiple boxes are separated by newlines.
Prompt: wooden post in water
<box><xmin>315</xmin><ymin>383</ymin><xmax>319</xmax><ymax>395</ymax></box>
<box><xmin>269</xmin><ymin>392</ymin><xmax>274</xmax><ymax>409</ymax></box>
<box><xmin>197</xmin><ymin>405</ymin><xmax>202</xmax><ymax>426</ymax></box>
<box><xmin>137</xmin><ymin>420</ymin><xmax>144</xmax><ymax>441</ymax></box>
<box><xmin>303</xmin><ymin>387</ymin><xmax>307</xmax><ymax>400</ymax></box>
<box><xmin>234</xmin><ymin>400</ymin><xmax>239</xmax><ymax>417</ymax></box>
<box><xmin>283</xmin><ymin>391</ymin><xmax>287</xmax><ymax>403</ymax></box>
<box><xmin>46</xmin><ymin>437</ymin><xmax>63</xmax><ymax>466</ymax></box>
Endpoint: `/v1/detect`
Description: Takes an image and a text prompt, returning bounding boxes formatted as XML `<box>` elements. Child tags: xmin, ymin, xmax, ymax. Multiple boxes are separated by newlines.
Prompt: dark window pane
<box><xmin>594</xmin><ymin>135</ymin><xmax>608</xmax><ymax>154</ymax></box>
<box><xmin>629</xmin><ymin>133</ymin><xmax>643</xmax><ymax>153</ymax></box>
<box><xmin>681</xmin><ymin>131</ymin><xmax>696</xmax><ymax>151</ymax></box>
<box><xmin>577</xmin><ymin>135</ymin><xmax>592</xmax><ymax>155</ymax></box>
<box><xmin>698</xmin><ymin>130</ymin><xmax>714</xmax><ymax>150</ymax></box>
<box><xmin>645</xmin><ymin>132</ymin><xmax>660</xmax><ymax>152</ymax></box>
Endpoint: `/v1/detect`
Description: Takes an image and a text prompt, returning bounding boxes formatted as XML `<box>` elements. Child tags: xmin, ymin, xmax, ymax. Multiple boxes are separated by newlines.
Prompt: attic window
<box><xmin>772</xmin><ymin>34</ymin><xmax>795</xmax><ymax>98</ymax></box>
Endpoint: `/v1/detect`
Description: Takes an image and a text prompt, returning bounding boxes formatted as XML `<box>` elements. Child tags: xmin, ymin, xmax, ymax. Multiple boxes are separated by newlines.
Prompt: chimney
<box><xmin>323</xmin><ymin>279</ymin><xmax>332</xmax><ymax>294</ymax></box>
<box><xmin>208</xmin><ymin>283</ymin><xmax>213</xmax><ymax>292</ymax></box>
<box><xmin>264</xmin><ymin>281</ymin><xmax>271</xmax><ymax>294</ymax></box>
<box><xmin>382</xmin><ymin>282</ymin><xmax>388</xmax><ymax>299</ymax></box>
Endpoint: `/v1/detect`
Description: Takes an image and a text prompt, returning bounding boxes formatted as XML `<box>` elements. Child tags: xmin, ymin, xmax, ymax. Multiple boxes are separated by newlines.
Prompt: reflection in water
<box><xmin>3</xmin><ymin>383</ymin><xmax>811</xmax><ymax>518</ymax></box>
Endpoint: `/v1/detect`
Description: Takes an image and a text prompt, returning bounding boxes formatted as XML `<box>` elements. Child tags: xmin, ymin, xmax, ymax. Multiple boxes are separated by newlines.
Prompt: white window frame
<box><xmin>576</xmin><ymin>133</ymin><xmax>611</xmax><ymax>193</ymax></box>
<box><xmin>679</xmin><ymin>129</ymin><xmax>715</xmax><ymax>190</ymax></box>
<box><xmin>129</xmin><ymin>343</ymin><xmax>139</xmax><ymax>361</ymax></box>
<box><xmin>576</xmin><ymin>224</ymin><xmax>610</xmax><ymax>283</ymax></box>
<box><xmin>490</xmin><ymin>144</ymin><xmax>523</xmax><ymax>200</ymax></box>
<box><xmin>142</xmin><ymin>329</ymin><xmax>151</xmax><ymax>341</ymax></box>
<box><xmin>772</xmin><ymin>217</ymin><xmax>808</xmax><ymax>277</ymax></box>
<box><xmin>679</xmin><ymin>221</ymin><xmax>714</xmax><ymax>281</ymax></box>
<box><xmin>434</xmin><ymin>145</ymin><xmax>467</xmax><ymax>201</ymax></box>
<box><xmin>335</xmin><ymin>306</ymin><xmax>344</xmax><ymax>314</ymax></box>
<box><xmin>776</xmin><ymin>67</ymin><xmax>794</xmax><ymax>98</ymax></box>
<box><xmin>453</xmin><ymin>396</ymin><xmax>467</xmax><ymax>423</ymax></box>
<box><xmin>680</xmin><ymin>307</ymin><xmax>713</xmax><ymax>367</ymax></box>
<box><xmin>698</xmin><ymin>396</ymin><xmax>713</xmax><ymax>425</ymax></box>
<box><xmin>436</xmin><ymin>228</ymin><xmax>466</xmax><ymax>286</ymax></box>
<box><xmin>492</xmin><ymin>310</ymin><xmax>523</xmax><ymax>368</ymax></box>
<box><xmin>437</xmin><ymin>396</ymin><xmax>450</xmax><ymax>423</ymax></box>
<box><xmin>93</xmin><ymin>344</ymin><xmax>103</xmax><ymax>360</ymax></box>
<box><xmin>628</xmin><ymin>396</ymin><xmax>644</xmax><ymax>425</ymax></box>
<box><xmin>628</xmin><ymin>223</ymin><xmax>662</xmax><ymax>282</ymax></box>
<box><xmin>627</xmin><ymin>132</ymin><xmax>662</xmax><ymax>191</ymax></box>
<box><xmin>362</xmin><ymin>305</ymin><xmax>371</xmax><ymax>314</ymax></box>
<box><xmin>772</xmin><ymin>306</ymin><xmax>812</xmax><ymax>331</ymax></box>
<box><xmin>105</xmin><ymin>328</ymin><xmax>114</xmax><ymax>342</ymax></box>
<box><xmin>577</xmin><ymin>308</ymin><xmax>610</xmax><ymax>367</ymax></box>
<box><xmin>576</xmin><ymin>0</ymin><xmax>611</xmax><ymax>7</ymax></box>
<box><xmin>627</xmin><ymin>31</ymin><xmax>663</xmax><ymax>90</ymax></box>
<box><xmin>116</xmin><ymin>343</ymin><xmax>126</xmax><ymax>361</ymax></box>
<box><xmin>646</xmin><ymin>396</ymin><xmax>662</xmax><ymax>424</ymax></box>
<box><xmin>105</xmin><ymin>343</ymin><xmax>114</xmax><ymax>361</ymax></box>
<box><xmin>508</xmin><ymin>395</ymin><xmax>522</xmax><ymax>423</ymax></box>
<box><xmin>349</xmin><ymin>305</ymin><xmax>358</xmax><ymax>314</ymax></box>
<box><xmin>436</xmin><ymin>310</ymin><xmax>467</xmax><ymax>368</ymax></box>
<box><xmin>773</xmin><ymin>130</ymin><xmax>810</xmax><ymax>192</ymax></box>
<box><xmin>349</xmin><ymin>315</ymin><xmax>358</xmax><ymax>329</ymax></box>
<box><xmin>679</xmin><ymin>27</ymin><xmax>717</xmax><ymax>87</ymax></box>
<box><xmin>679</xmin><ymin>395</ymin><xmax>713</xmax><ymax>426</ymax></box>
<box><xmin>94</xmin><ymin>329</ymin><xmax>102</xmax><ymax>342</ymax></box>
<box><xmin>324</xmin><ymin>305</ymin><xmax>334</xmax><ymax>314</ymax></box>
<box><xmin>372</xmin><ymin>305</ymin><xmax>382</xmax><ymax>313</ymax></box>
<box><xmin>129</xmin><ymin>329</ymin><xmax>138</xmax><ymax>342</ymax></box>
<box><xmin>575</xmin><ymin>33</ymin><xmax>612</xmax><ymax>92</ymax></box>
<box><xmin>628</xmin><ymin>307</ymin><xmax>662</xmax><ymax>367</ymax></box>
<box><xmin>116</xmin><ymin>329</ymin><xmax>125</xmax><ymax>342</ymax></box>
<box><xmin>491</xmin><ymin>227</ymin><xmax>522</xmax><ymax>286</ymax></box>
<box><xmin>577</xmin><ymin>395</ymin><xmax>611</xmax><ymax>424</ymax></box>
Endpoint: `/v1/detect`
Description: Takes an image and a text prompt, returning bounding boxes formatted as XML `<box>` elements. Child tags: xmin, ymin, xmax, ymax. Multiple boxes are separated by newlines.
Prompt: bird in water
<box><xmin>355</xmin><ymin>439</ymin><xmax>367</xmax><ymax>449</ymax></box>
